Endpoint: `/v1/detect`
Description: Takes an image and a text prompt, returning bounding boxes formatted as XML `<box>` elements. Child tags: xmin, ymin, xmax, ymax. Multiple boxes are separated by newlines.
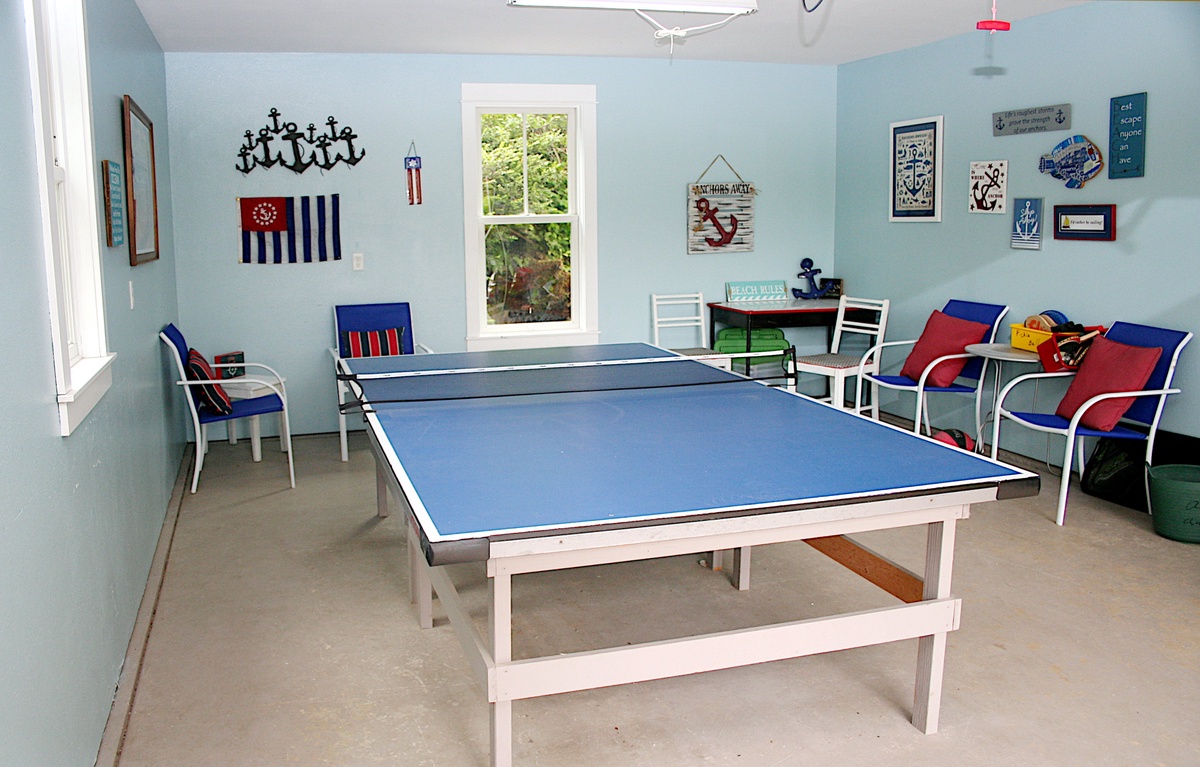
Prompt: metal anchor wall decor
<box><xmin>687</xmin><ymin>154</ymin><xmax>755</xmax><ymax>254</ymax></box>
<box><xmin>236</xmin><ymin>108</ymin><xmax>365</xmax><ymax>175</ymax></box>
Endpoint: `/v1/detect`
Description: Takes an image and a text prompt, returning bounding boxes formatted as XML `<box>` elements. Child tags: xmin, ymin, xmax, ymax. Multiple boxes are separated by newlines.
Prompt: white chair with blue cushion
<box><xmin>991</xmin><ymin>322</ymin><xmax>1191</xmax><ymax>526</ymax></box>
<box><xmin>160</xmin><ymin>323</ymin><xmax>294</xmax><ymax>493</ymax></box>
<box><xmin>856</xmin><ymin>299</ymin><xmax>1008</xmax><ymax>440</ymax></box>
<box><xmin>332</xmin><ymin>302</ymin><xmax>432</xmax><ymax>461</ymax></box>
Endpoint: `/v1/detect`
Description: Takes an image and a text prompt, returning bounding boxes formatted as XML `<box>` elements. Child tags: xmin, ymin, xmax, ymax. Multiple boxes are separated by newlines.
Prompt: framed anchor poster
<box><xmin>890</xmin><ymin>115</ymin><xmax>943</xmax><ymax>222</ymax></box>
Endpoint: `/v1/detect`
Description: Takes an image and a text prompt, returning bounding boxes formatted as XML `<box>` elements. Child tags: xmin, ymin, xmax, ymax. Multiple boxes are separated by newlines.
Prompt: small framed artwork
<box><xmin>1011</xmin><ymin>197</ymin><xmax>1043</xmax><ymax>250</ymax></box>
<box><xmin>968</xmin><ymin>160</ymin><xmax>1007</xmax><ymax>214</ymax></box>
<box><xmin>1053</xmin><ymin>204</ymin><xmax>1116</xmax><ymax>241</ymax></box>
<box><xmin>890</xmin><ymin>115</ymin><xmax>943</xmax><ymax>222</ymax></box>
<box><xmin>123</xmin><ymin>95</ymin><xmax>159</xmax><ymax>266</ymax></box>
<box><xmin>101</xmin><ymin>159</ymin><xmax>125</xmax><ymax>247</ymax></box>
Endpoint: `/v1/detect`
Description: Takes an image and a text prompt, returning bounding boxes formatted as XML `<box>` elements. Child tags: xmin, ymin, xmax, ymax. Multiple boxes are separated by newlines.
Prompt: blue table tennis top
<box><xmin>358</xmin><ymin>345</ymin><xmax>1036</xmax><ymax>564</ymax></box>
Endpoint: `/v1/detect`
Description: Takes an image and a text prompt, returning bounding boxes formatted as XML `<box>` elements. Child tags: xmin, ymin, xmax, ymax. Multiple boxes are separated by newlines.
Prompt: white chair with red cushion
<box><xmin>990</xmin><ymin>322</ymin><xmax>1191</xmax><ymax>525</ymax></box>
<box><xmin>856</xmin><ymin>300</ymin><xmax>1009</xmax><ymax>439</ymax></box>
<box><xmin>160</xmin><ymin>323</ymin><xmax>294</xmax><ymax>493</ymax></box>
<box><xmin>331</xmin><ymin>302</ymin><xmax>433</xmax><ymax>461</ymax></box>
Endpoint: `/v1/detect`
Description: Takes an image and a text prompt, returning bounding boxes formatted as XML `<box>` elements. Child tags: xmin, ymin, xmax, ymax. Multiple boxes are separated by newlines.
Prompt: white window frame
<box><xmin>25</xmin><ymin>0</ymin><xmax>114</xmax><ymax>436</ymax></box>
<box><xmin>461</xmin><ymin>83</ymin><xmax>599</xmax><ymax>351</ymax></box>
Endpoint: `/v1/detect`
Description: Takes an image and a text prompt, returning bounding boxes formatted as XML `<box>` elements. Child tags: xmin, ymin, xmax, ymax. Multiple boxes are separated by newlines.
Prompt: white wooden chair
<box><xmin>790</xmin><ymin>295</ymin><xmax>890</xmax><ymax>412</ymax></box>
<box><xmin>651</xmin><ymin>293</ymin><xmax>709</xmax><ymax>352</ymax></box>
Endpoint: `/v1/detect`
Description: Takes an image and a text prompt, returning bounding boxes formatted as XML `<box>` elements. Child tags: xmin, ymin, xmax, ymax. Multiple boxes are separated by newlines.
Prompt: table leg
<box><xmin>912</xmin><ymin>517</ymin><xmax>956</xmax><ymax>734</ymax></box>
<box><xmin>375</xmin><ymin>460</ymin><xmax>389</xmax><ymax>518</ymax></box>
<box><xmin>409</xmin><ymin>519</ymin><xmax>433</xmax><ymax>629</ymax></box>
<box><xmin>490</xmin><ymin>573</ymin><xmax>514</xmax><ymax>767</ymax></box>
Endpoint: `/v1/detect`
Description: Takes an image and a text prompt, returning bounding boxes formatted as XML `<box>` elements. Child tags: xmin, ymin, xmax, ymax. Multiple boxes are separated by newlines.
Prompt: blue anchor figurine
<box><xmin>792</xmin><ymin>258</ymin><xmax>832</xmax><ymax>299</ymax></box>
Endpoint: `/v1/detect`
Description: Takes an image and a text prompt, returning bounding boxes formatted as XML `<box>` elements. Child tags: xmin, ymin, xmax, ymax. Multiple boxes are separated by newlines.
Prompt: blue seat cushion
<box><xmin>197</xmin><ymin>393</ymin><xmax>284</xmax><ymax>425</ymax></box>
<box><xmin>869</xmin><ymin>374</ymin><xmax>976</xmax><ymax>394</ymax></box>
<box><xmin>1006</xmin><ymin>411</ymin><xmax>1148</xmax><ymax>440</ymax></box>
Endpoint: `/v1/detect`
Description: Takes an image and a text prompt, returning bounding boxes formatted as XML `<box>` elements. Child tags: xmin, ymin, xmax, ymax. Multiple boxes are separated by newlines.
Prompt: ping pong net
<box><xmin>338</xmin><ymin>348</ymin><xmax>795</xmax><ymax>412</ymax></box>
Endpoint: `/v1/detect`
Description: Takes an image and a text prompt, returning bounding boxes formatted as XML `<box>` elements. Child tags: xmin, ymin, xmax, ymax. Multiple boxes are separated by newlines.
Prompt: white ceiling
<box><xmin>133</xmin><ymin>0</ymin><xmax>1091</xmax><ymax>65</ymax></box>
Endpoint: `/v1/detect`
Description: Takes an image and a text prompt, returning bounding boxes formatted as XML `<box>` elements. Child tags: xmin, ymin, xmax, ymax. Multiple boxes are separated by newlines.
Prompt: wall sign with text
<box><xmin>1054</xmin><ymin>204</ymin><xmax>1116</xmax><ymax>241</ymax></box>
<box><xmin>1109</xmin><ymin>92</ymin><xmax>1146</xmax><ymax>179</ymax></box>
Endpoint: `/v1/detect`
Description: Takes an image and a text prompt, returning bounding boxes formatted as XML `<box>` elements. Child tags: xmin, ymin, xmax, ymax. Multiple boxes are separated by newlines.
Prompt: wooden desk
<box><xmin>707</xmin><ymin>298</ymin><xmax>848</xmax><ymax>358</ymax></box>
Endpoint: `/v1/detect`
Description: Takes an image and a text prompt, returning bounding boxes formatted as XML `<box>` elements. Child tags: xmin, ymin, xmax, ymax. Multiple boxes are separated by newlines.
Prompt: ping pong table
<box><xmin>338</xmin><ymin>343</ymin><xmax>1038</xmax><ymax>766</ymax></box>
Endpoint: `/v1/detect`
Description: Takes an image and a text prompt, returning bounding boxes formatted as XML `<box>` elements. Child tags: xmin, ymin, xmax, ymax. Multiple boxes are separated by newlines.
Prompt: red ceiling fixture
<box><xmin>977</xmin><ymin>0</ymin><xmax>1011</xmax><ymax>32</ymax></box>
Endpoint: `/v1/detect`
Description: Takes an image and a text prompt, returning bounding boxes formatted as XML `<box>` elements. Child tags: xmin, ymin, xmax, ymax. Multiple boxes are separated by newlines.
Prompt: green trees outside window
<box><xmin>481</xmin><ymin>113</ymin><xmax>572</xmax><ymax>325</ymax></box>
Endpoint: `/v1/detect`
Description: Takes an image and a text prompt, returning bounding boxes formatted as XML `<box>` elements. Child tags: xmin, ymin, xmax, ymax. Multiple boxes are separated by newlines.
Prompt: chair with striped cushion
<box><xmin>160</xmin><ymin>323</ymin><xmax>295</xmax><ymax>494</ymax></box>
<box><xmin>332</xmin><ymin>302</ymin><xmax>433</xmax><ymax>461</ymax></box>
<box><xmin>789</xmin><ymin>295</ymin><xmax>890</xmax><ymax>412</ymax></box>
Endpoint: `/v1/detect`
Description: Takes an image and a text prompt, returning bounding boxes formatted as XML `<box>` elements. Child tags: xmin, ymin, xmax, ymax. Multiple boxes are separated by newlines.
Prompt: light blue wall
<box><xmin>0</xmin><ymin>0</ymin><xmax>180</xmax><ymax>763</ymax></box>
<box><xmin>165</xmin><ymin>53</ymin><xmax>838</xmax><ymax>435</ymax></box>
<box><xmin>835</xmin><ymin>1</ymin><xmax>1200</xmax><ymax>451</ymax></box>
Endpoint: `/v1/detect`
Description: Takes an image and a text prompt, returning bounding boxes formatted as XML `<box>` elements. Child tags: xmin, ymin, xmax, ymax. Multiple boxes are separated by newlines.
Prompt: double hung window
<box><xmin>461</xmin><ymin>84</ymin><xmax>598</xmax><ymax>350</ymax></box>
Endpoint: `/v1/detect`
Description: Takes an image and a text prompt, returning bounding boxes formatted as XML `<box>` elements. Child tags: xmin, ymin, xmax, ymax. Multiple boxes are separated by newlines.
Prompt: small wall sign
<box><xmin>1109</xmin><ymin>92</ymin><xmax>1146</xmax><ymax>179</ymax></box>
<box><xmin>993</xmin><ymin>104</ymin><xmax>1071</xmax><ymax>137</ymax></box>
<box><xmin>102</xmin><ymin>159</ymin><xmax>125</xmax><ymax>247</ymax></box>
<box><xmin>1053</xmin><ymin>204</ymin><xmax>1116</xmax><ymax>241</ymax></box>
<box><xmin>725</xmin><ymin>280</ymin><xmax>788</xmax><ymax>302</ymax></box>
<box><xmin>688</xmin><ymin>182</ymin><xmax>756</xmax><ymax>254</ymax></box>
<box><xmin>969</xmin><ymin>160</ymin><xmax>1007</xmax><ymax>213</ymax></box>
<box><xmin>1011</xmin><ymin>198</ymin><xmax>1043</xmax><ymax>250</ymax></box>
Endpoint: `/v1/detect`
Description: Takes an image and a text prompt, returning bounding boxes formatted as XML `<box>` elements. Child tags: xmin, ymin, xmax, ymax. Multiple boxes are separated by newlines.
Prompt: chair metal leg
<box><xmin>1056</xmin><ymin>435</ymin><xmax>1076</xmax><ymax>526</ymax></box>
<box><xmin>282</xmin><ymin>409</ymin><xmax>296</xmax><ymax>489</ymax></box>
<box><xmin>249</xmin><ymin>415</ymin><xmax>262</xmax><ymax>462</ymax></box>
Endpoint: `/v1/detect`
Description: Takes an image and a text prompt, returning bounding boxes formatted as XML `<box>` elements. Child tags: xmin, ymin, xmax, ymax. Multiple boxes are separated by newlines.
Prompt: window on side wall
<box><xmin>461</xmin><ymin>84</ymin><xmax>598</xmax><ymax>351</ymax></box>
<box><xmin>24</xmin><ymin>0</ymin><xmax>114</xmax><ymax>435</ymax></box>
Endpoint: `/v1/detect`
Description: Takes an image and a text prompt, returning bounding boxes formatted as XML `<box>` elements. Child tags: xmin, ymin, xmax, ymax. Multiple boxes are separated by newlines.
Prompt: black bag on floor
<box><xmin>1081</xmin><ymin>438</ymin><xmax>1148</xmax><ymax>512</ymax></box>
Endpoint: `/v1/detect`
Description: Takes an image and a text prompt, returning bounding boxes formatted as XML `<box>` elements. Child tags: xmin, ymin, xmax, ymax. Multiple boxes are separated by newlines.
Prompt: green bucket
<box><xmin>1148</xmin><ymin>464</ymin><xmax>1200</xmax><ymax>543</ymax></box>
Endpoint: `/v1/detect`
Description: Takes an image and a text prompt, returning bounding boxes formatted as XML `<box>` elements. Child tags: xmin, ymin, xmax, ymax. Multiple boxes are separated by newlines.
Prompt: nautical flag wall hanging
<box><xmin>239</xmin><ymin>195</ymin><xmax>341</xmax><ymax>264</ymax></box>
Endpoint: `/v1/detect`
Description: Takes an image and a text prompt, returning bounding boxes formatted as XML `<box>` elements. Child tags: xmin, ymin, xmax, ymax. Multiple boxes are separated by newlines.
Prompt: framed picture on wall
<box><xmin>889</xmin><ymin>115</ymin><xmax>943</xmax><ymax>222</ymax></box>
<box><xmin>123</xmin><ymin>95</ymin><xmax>159</xmax><ymax>266</ymax></box>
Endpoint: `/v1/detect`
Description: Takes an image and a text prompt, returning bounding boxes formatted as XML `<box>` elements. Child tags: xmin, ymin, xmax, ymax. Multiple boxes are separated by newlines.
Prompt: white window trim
<box><xmin>25</xmin><ymin>0</ymin><xmax>115</xmax><ymax>435</ymax></box>
<box><xmin>461</xmin><ymin>83</ymin><xmax>599</xmax><ymax>352</ymax></box>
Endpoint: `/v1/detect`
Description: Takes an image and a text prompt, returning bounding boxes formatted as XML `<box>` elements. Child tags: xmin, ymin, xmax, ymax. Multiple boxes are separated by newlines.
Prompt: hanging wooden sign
<box><xmin>687</xmin><ymin>155</ymin><xmax>755</xmax><ymax>254</ymax></box>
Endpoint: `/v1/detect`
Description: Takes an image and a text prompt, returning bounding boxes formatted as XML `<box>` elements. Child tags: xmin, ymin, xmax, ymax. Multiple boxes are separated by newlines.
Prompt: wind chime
<box><xmin>404</xmin><ymin>142</ymin><xmax>423</xmax><ymax>205</ymax></box>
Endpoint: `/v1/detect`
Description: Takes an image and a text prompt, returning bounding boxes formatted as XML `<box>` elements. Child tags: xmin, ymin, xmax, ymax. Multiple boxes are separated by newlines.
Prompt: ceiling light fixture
<box><xmin>507</xmin><ymin>0</ymin><xmax>758</xmax><ymax>53</ymax></box>
<box><xmin>508</xmin><ymin>0</ymin><xmax>757</xmax><ymax>15</ymax></box>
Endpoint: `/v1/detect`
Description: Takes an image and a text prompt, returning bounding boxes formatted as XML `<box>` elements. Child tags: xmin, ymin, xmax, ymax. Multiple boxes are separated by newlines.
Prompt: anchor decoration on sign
<box><xmin>236</xmin><ymin>108</ymin><xmax>365</xmax><ymax>175</ymax></box>
<box><xmin>695</xmin><ymin>198</ymin><xmax>736</xmax><ymax>247</ymax></box>
<box><xmin>404</xmin><ymin>142</ymin><xmax>423</xmax><ymax>205</ymax></box>
<box><xmin>792</xmin><ymin>258</ymin><xmax>832</xmax><ymax>299</ymax></box>
<box><xmin>686</xmin><ymin>154</ymin><xmax>756</xmax><ymax>254</ymax></box>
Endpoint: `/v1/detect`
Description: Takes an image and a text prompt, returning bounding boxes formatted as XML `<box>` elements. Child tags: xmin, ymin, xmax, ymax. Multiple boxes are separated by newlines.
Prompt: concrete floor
<box><xmin>112</xmin><ymin>433</ymin><xmax>1200</xmax><ymax>767</ymax></box>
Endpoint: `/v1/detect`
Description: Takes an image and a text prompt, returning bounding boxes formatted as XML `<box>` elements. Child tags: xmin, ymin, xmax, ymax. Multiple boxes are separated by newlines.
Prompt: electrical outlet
<box><xmin>352</xmin><ymin>252</ymin><xmax>364</xmax><ymax>271</ymax></box>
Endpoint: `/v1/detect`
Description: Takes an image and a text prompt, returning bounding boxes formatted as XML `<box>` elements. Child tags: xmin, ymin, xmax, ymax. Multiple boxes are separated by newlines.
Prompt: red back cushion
<box><xmin>899</xmin><ymin>310</ymin><xmax>992</xmax><ymax>388</ymax></box>
<box><xmin>1054</xmin><ymin>335</ymin><xmax>1162</xmax><ymax>431</ymax></box>
<box><xmin>185</xmin><ymin>349</ymin><xmax>233</xmax><ymax>416</ymax></box>
<box><xmin>340</xmin><ymin>327</ymin><xmax>406</xmax><ymax>358</ymax></box>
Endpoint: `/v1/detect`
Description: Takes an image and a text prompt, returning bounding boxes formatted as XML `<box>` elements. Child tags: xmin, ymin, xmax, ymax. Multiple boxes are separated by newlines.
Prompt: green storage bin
<box><xmin>1148</xmin><ymin>464</ymin><xmax>1200</xmax><ymax>543</ymax></box>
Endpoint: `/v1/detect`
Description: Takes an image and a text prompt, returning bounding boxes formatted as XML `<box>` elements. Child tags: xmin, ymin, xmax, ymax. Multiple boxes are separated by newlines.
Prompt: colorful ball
<box><xmin>932</xmin><ymin>428</ymin><xmax>976</xmax><ymax>452</ymax></box>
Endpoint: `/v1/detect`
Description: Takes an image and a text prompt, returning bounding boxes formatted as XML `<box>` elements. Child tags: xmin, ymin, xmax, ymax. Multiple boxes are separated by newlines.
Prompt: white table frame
<box><xmin>367</xmin><ymin>429</ymin><xmax>1005</xmax><ymax>767</ymax></box>
<box><xmin>966</xmin><ymin>342</ymin><xmax>1041</xmax><ymax>451</ymax></box>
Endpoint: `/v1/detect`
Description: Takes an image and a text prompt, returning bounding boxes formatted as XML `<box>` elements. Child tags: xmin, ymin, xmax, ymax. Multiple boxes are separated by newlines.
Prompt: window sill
<box><xmin>466</xmin><ymin>330</ymin><xmax>600</xmax><ymax>352</ymax></box>
<box><xmin>57</xmin><ymin>353</ymin><xmax>116</xmax><ymax>436</ymax></box>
